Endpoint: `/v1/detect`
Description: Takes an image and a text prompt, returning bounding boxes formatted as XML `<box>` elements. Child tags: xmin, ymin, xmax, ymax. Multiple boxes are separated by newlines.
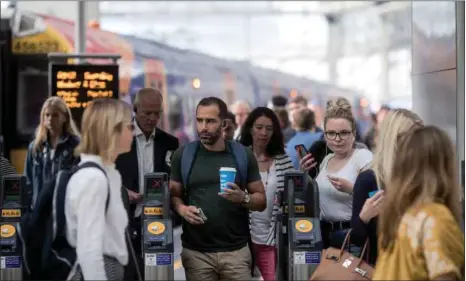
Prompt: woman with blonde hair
<box><xmin>374</xmin><ymin>126</ymin><xmax>464</xmax><ymax>280</ymax></box>
<box><xmin>350</xmin><ymin>109</ymin><xmax>422</xmax><ymax>265</ymax></box>
<box><xmin>300</xmin><ymin>97</ymin><xmax>373</xmax><ymax>250</ymax></box>
<box><xmin>24</xmin><ymin>96</ymin><xmax>80</xmax><ymax>209</ymax></box>
<box><xmin>64</xmin><ymin>99</ymin><xmax>134</xmax><ymax>280</ymax></box>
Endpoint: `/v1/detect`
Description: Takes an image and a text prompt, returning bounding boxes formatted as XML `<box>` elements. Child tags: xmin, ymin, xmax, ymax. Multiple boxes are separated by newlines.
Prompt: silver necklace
<box><xmin>263</xmin><ymin>168</ymin><xmax>270</xmax><ymax>190</ymax></box>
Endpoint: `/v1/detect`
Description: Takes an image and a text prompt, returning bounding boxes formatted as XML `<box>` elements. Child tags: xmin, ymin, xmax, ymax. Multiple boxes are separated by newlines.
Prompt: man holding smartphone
<box><xmin>169</xmin><ymin>97</ymin><xmax>266</xmax><ymax>281</ymax></box>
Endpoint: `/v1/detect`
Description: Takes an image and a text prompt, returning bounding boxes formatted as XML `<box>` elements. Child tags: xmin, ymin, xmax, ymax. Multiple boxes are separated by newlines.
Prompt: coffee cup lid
<box><xmin>219</xmin><ymin>167</ymin><xmax>237</xmax><ymax>172</ymax></box>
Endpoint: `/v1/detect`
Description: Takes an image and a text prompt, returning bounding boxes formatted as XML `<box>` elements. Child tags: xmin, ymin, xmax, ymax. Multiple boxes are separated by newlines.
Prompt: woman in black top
<box><xmin>351</xmin><ymin>108</ymin><xmax>423</xmax><ymax>265</ymax></box>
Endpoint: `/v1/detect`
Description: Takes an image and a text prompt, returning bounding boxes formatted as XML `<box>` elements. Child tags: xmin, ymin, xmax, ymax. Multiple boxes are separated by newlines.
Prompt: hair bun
<box><xmin>324</xmin><ymin>97</ymin><xmax>355</xmax><ymax>129</ymax></box>
<box><xmin>326</xmin><ymin>97</ymin><xmax>352</xmax><ymax>112</ymax></box>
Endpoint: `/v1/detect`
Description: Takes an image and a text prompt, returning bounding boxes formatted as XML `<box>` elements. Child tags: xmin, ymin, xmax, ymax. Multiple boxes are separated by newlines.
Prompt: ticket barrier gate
<box><xmin>0</xmin><ymin>175</ymin><xmax>27</xmax><ymax>281</ymax></box>
<box><xmin>142</xmin><ymin>173</ymin><xmax>174</xmax><ymax>280</ymax></box>
<box><xmin>275</xmin><ymin>171</ymin><xmax>322</xmax><ymax>281</ymax></box>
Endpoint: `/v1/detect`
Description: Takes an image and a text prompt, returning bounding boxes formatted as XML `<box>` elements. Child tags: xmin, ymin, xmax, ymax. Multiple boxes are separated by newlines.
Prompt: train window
<box><xmin>19</xmin><ymin>15</ymin><xmax>35</xmax><ymax>32</ymax></box>
<box><xmin>16</xmin><ymin>68</ymin><xmax>48</xmax><ymax>136</ymax></box>
<box><xmin>11</xmin><ymin>11</ymin><xmax>47</xmax><ymax>37</ymax></box>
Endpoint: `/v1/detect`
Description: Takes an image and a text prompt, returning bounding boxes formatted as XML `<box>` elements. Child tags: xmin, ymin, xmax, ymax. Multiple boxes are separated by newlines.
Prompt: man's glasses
<box><xmin>325</xmin><ymin>130</ymin><xmax>352</xmax><ymax>140</ymax></box>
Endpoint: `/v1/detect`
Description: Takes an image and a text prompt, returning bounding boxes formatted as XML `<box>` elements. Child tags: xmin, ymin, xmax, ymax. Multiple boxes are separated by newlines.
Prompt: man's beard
<box><xmin>198</xmin><ymin>127</ymin><xmax>222</xmax><ymax>145</ymax></box>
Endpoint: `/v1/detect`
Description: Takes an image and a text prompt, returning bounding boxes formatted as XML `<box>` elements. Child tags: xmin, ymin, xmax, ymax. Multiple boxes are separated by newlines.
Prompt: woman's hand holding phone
<box><xmin>300</xmin><ymin>153</ymin><xmax>317</xmax><ymax>171</ymax></box>
<box><xmin>359</xmin><ymin>190</ymin><xmax>384</xmax><ymax>224</ymax></box>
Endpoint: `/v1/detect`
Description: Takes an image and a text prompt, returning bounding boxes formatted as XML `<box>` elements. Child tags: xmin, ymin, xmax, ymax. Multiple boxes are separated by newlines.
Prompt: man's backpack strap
<box><xmin>180</xmin><ymin>141</ymin><xmax>200</xmax><ymax>190</ymax></box>
<box><xmin>227</xmin><ymin>141</ymin><xmax>248</xmax><ymax>189</ymax></box>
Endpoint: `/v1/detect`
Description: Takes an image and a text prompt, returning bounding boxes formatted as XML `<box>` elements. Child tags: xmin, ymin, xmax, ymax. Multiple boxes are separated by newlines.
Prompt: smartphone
<box><xmin>295</xmin><ymin>144</ymin><xmax>309</xmax><ymax>159</ymax></box>
<box><xmin>368</xmin><ymin>191</ymin><xmax>377</xmax><ymax>198</ymax></box>
<box><xmin>197</xmin><ymin>207</ymin><xmax>208</xmax><ymax>221</ymax></box>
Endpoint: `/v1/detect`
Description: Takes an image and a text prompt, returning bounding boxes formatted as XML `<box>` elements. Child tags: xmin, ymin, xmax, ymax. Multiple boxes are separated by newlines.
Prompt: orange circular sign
<box><xmin>0</xmin><ymin>224</ymin><xmax>16</xmax><ymax>238</ymax></box>
<box><xmin>147</xmin><ymin>222</ymin><xmax>165</xmax><ymax>235</ymax></box>
<box><xmin>295</xmin><ymin>220</ymin><xmax>313</xmax><ymax>233</ymax></box>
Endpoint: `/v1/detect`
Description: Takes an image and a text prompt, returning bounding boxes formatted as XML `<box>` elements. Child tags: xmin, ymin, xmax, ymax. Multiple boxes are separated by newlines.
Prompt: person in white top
<box><xmin>300</xmin><ymin>97</ymin><xmax>373</xmax><ymax>251</ymax></box>
<box><xmin>237</xmin><ymin>107</ymin><xmax>294</xmax><ymax>281</ymax></box>
<box><xmin>65</xmin><ymin>99</ymin><xmax>134</xmax><ymax>280</ymax></box>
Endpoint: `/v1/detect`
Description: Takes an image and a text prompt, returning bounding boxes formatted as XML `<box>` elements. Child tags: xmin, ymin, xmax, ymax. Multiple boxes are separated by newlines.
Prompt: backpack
<box><xmin>180</xmin><ymin>140</ymin><xmax>248</xmax><ymax>194</ymax></box>
<box><xmin>19</xmin><ymin>162</ymin><xmax>110</xmax><ymax>280</ymax></box>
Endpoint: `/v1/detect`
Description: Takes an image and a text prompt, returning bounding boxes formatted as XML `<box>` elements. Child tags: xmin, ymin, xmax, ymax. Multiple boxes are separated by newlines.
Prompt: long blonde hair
<box><xmin>371</xmin><ymin>109</ymin><xmax>423</xmax><ymax>189</ymax></box>
<box><xmin>76</xmin><ymin>99</ymin><xmax>132</xmax><ymax>163</ymax></box>
<box><xmin>378</xmin><ymin>126</ymin><xmax>462</xmax><ymax>251</ymax></box>
<box><xmin>33</xmin><ymin>96</ymin><xmax>79</xmax><ymax>153</ymax></box>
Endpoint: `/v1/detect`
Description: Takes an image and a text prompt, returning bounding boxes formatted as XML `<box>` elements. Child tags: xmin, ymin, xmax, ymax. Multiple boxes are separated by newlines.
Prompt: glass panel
<box><xmin>412</xmin><ymin>69</ymin><xmax>456</xmax><ymax>144</ymax></box>
<box><xmin>412</xmin><ymin>1</ymin><xmax>456</xmax><ymax>74</ymax></box>
<box><xmin>16</xmin><ymin>70</ymin><xmax>48</xmax><ymax>136</ymax></box>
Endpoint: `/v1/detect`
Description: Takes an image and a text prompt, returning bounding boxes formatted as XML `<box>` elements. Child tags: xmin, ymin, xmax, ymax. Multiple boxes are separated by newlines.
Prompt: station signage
<box><xmin>50</xmin><ymin>64</ymin><xmax>119</xmax><ymax>126</ymax></box>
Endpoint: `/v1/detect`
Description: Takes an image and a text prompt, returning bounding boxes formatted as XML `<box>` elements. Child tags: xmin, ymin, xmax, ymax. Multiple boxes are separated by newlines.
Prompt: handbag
<box><xmin>310</xmin><ymin>229</ymin><xmax>374</xmax><ymax>280</ymax></box>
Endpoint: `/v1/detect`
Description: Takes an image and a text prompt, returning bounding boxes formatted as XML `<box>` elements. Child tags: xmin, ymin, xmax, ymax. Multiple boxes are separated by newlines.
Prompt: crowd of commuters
<box><xmin>1</xmin><ymin>89</ymin><xmax>463</xmax><ymax>281</ymax></box>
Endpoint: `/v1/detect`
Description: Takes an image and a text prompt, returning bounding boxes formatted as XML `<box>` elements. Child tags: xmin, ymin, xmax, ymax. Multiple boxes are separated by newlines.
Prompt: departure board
<box><xmin>50</xmin><ymin>64</ymin><xmax>119</xmax><ymax>126</ymax></box>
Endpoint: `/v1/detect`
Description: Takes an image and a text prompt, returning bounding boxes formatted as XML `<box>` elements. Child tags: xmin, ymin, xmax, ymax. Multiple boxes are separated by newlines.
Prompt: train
<box><xmin>0</xmin><ymin>7</ymin><xmax>360</xmax><ymax>173</ymax></box>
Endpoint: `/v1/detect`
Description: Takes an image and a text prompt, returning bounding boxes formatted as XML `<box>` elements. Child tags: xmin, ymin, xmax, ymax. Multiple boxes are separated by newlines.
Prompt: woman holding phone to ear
<box><xmin>350</xmin><ymin>109</ymin><xmax>423</xmax><ymax>265</ymax></box>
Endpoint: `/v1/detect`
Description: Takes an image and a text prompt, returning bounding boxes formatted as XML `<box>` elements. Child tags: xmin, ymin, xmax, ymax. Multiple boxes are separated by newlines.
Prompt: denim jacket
<box><xmin>24</xmin><ymin>134</ymin><xmax>79</xmax><ymax>209</ymax></box>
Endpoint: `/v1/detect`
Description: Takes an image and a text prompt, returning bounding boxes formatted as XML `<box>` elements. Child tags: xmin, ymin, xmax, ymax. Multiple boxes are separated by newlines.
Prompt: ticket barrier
<box><xmin>142</xmin><ymin>173</ymin><xmax>174</xmax><ymax>281</ymax></box>
<box><xmin>0</xmin><ymin>175</ymin><xmax>27</xmax><ymax>281</ymax></box>
<box><xmin>275</xmin><ymin>171</ymin><xmax>322</xmax><ymax>281</ymax></box>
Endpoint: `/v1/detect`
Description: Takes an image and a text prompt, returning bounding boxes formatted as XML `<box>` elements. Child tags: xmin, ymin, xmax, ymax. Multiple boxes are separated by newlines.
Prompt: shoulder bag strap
<box><xmin>181</xmin><ymin>141</ymin><xmax>200</xmax><ymax>194</ymax></box>
<box><xmin>228</xmin><ymin>141</ymin><xmax>248</xmax><ymax>189</ymax></box>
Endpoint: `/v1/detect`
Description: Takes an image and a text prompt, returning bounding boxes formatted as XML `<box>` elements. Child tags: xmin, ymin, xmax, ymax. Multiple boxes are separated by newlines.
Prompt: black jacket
<box><xmin>351</xmin><ymin>169</ymin><xmax>379</xmax><ymax>265</ymax></box>
<box><xmin>24</xmin><ymin>134</ymin><xmax>80</xmax><ymax>208</ymax></box>
<box><xmin>115</xmin><ymin>128</ymin><xmax>179</xmax><ymax>218</ymax></box>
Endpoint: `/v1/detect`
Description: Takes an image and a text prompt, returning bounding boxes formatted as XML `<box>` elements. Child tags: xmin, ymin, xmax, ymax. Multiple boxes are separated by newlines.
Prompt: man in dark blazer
<box><xmin>116</xmin><ymin>88</ymin><xmax>179</xmax><ymax>280</ymax></box>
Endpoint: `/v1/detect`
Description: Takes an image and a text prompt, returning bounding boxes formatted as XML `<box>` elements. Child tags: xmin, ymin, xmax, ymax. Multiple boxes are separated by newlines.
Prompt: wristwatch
<box><xmin>242</xmin><ymin>192</ymin><xmax>251</xmax><ymax>205</ymax></box>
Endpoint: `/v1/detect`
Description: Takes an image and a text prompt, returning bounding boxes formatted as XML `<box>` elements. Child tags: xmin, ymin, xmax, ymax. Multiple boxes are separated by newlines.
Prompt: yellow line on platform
<box><xmin>174</xmin><ymin>259</ymin><xmax>182</xmax><ymax>270</ymax></box>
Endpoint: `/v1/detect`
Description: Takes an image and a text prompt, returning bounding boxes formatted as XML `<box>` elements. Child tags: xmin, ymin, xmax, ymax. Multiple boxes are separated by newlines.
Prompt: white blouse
<box><xmin>316</xmin><ymin>149</ymin><xmax>373</xmax><ymax>222</ymax></box>
<box><xmin>250</xmin><ymin>161</ymin><xmax>278</xmax><ymax>245</ymax></box>
<box><xmin>65</xmin><ymin>154</ymin><xmax>129</xmax><ymax>280</ymax></box>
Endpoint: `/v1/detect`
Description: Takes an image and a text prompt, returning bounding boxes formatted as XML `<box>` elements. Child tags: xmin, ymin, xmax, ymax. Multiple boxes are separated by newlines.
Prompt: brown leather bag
<box><xmin>310</xmin><ymin>229</ymin><xmax>374</xmax><ymax>280</ymax></box>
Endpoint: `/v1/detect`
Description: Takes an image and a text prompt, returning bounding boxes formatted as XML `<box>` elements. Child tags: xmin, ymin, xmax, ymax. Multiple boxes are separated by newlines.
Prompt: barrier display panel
<box><xmin>142</xmin><ymin>173</ymin><xmax>174</xmax><ymax>281</ymax></box>
<box><xmin>276</xmin><ymin>171</ymin><xmax>322</xmax><ymax>281</ymax></box>
<box><xmin>0</xmin><ymin>175</ymin><xmax>27</xmax><ymax>281</ymax></box>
